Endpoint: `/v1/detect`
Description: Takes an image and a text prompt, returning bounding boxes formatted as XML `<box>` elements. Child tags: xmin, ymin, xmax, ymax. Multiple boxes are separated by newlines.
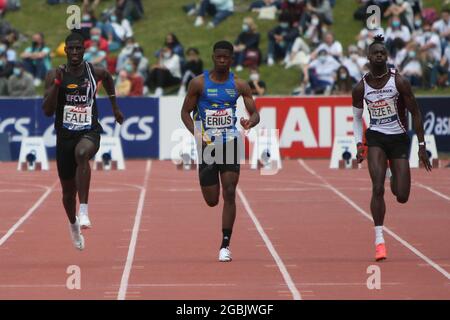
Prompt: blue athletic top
<box><xmin>194</xmin><ymin>70</ymin><xmax>239</xmax><ymax>144</ymax></box>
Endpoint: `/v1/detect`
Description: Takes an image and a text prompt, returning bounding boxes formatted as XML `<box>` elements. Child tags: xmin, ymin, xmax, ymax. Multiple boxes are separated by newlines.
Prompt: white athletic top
<box><xmin>363</xmin><ymin>69</ymin><xmax>408</xmax><ymax>135</ymax></box>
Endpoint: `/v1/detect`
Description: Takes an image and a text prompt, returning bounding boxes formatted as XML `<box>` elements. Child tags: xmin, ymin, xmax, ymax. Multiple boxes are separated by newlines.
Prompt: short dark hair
<box><xmin>65</xmin><ymin>32</ymin><xmax>85</xmax><ymax>44</ymax></box>
<box><xmin>368</xmin><ymin>34</ymin><xmax>385</xmax><ymax>52</ymax></box>
<box><xmin>213</xmin><ymin>40</ymin><xmax>233</xmax><ymax>54</ymax></box>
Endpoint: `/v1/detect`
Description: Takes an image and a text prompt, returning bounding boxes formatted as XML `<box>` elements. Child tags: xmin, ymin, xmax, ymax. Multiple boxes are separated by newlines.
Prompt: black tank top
<box><xmin>55</xmin><ymin>62</ymin><xmax>102</xmax><ymax>138</ymax></box>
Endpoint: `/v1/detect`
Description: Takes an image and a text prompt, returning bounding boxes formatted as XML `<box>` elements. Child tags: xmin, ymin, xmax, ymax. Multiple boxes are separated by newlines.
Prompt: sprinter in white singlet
<box><xmin>352</xmin><ymin>35</ymin><xmax>432</xmax><ymax>262</ymax></box>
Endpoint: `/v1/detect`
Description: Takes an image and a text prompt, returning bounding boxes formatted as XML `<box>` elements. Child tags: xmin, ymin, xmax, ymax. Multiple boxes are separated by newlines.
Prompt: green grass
<box><xmin>4</xmin><ymin>0</ymin><xmax>449</xmax><ymax>95</ymax></box>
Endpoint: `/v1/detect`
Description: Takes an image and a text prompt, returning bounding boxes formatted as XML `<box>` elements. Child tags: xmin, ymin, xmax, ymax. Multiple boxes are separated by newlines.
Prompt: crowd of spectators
<box><xmin>1</xmin><ymin>0</ymin><xmax>450</xmax><ymax>97</ymax></box>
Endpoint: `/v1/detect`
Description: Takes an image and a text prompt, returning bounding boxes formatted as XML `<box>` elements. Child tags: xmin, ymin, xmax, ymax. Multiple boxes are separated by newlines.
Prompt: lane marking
<box><xmin>117</xmin><ymin>160</ymin><xmax>152</xmax><ymax>300</ymax></box>
<box><xmin>298</xmin><ymin>160</ymin><xmax>450</xmax><ymax>280</ymax></box>
<box><xmin>0</xmin><ymin>180</ymin><xmax>58</xmax><ymax>247</ymax></box>
<box><xmin>237</xmin><ymin>187</ymin><xmax>302</xmax><ymax>300</ymax></box>
<box><xmin>414</xmin><ymin>182</ymin><xmax>450</xmax><ymax>201</ymax></box>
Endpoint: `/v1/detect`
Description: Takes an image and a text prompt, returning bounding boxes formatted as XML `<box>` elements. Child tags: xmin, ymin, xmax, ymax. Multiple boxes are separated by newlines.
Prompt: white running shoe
<box><xmin>219</xmin><ymin>247</ymin><xmax>232</xmax><ymax>262</ymax></box>
<box><xmin>69</xmin><ymin>217</ymin><xmax>85</xmax><ymax>250</ymax></box>
<box><xmin>194</xmin><ymin>16</ymin><xmax>204</xmax><ymax>27</ymax></box>
<box><xmin>79</xmin><ymin>213</ymin><xmax>92</xmax><ymax>229</ymax></box>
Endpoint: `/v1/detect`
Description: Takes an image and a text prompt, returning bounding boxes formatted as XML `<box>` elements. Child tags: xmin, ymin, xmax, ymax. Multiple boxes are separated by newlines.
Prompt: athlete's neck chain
<box><xmin>370</xmin><ymin>68</ymin><xmax>389</xmax><ymax>79</ymax></box>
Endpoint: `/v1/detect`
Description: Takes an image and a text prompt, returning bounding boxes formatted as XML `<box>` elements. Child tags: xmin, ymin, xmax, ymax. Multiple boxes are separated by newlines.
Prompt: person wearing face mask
<box><xmin>248</xmin><ymin>68</ymin><xmax>266</xmax><ymax>96</ymax></box>
<box><xmin>233</xmin><ymin>17</ymin><xmax>260</xmax><ymax>72</ymax></box>
<box><xmin>80</xmin><ymin>9</ymin><xmax>97</xmax><ymax>40</ymax></box>
<box><xmin>333</xmin><ymin>66</ymin><xmax>353</xmax><ymax>95</ymax></box>
<box><xmin>117</xmin><ymin>36</ymin><xmax>138</xmax><ymax>71</ymax></box>
<box><xmin>85</xmin><ymin>28</ymin><xmax>109</xmax><ymax>53</ymax></box>
<box><xmin>399</xmin><ymin>45</ymin><xmax>423</xmax><ymax>88</ymax></box>
<box><xmin>385</xmin><ymin>15</ymin><xmax>411</xmax><ymax>57</ymax></box>
<box><xmin>127</xmin><ymin>60</ymin><xmax>144</xmax><ymax>96</ymax></box>
<box><xmin>411</xmin><ymin>13</ymin><xmax>424</xmax><ymax>38</ymax></box>
<box><xmin>416</xmin><ymin>20</ymin><xmax>441</xmax><ymax>89</ymax></box>
<box><xmin>129</xmin><ymin>47</ymin><xmax>149</xmax><ymax>81</ymax></box>
<box><xmin>178</xmin><ymin>47</ymin><xmax>204</xmax><ymax>96</ymax></box>
<box><xmin>302</xmin><ymin>49</ymin><xmax>340</xmax><ymax>95</ymax></box>
<box><xmin>267</xmin><ymin>12</ymin><xmax>299</xmax><ymax>66</ymax></box>
<box><xmin>342</xmin><ymin>45</ymin><xmax>366</xmax><ymax>82</ymax></box>
<box><xmin>280</xmin><ymin>0</ymin><xmax>306</xmax><ymax>28</ymax></box>
<box><xmin>102</xmin><ymin>10</ymin><xmax>133</xmax><ymax>52</ymax></box>
<box><xmin>147</xmin><ymin>46</ymin><xmax>181</xmax><ymax>97</ymax></box>
<box><xmin>84</xmin><ymin>40</ymin><xmax>107</xmax><ymax>68</ymax></box>
<box><xmin>115</xmin><ymin>69</ymin><xmax>131</xmax><ymax>97</ymax></box>
<box><xmin>432</xmin><ymin>8</ymin><xmax>450</xmax><ymax>55</ymax></box>
<box><xmin>0</xmin><ymin>50</ymin><xmax>12</xmax><ymax>96</ymax></box>
<box><xmin>20</xmin><ymin>33</ymin><xmax>51</xmax><ymax>87</ymax></box>
<box><xmin>7</xmin><ymin>62</ymin><xmax>35</xmax><ymax>97</ymax></box>
<box><xmin>384</xmin><ymin>0</ymin><xmax>414</xmax><ymax>31</ymax></box>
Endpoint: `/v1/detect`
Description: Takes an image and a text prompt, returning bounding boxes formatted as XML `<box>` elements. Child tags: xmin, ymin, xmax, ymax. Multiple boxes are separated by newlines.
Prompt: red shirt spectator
<box><xmin>129</xmin><ymin>73</ymin><xmax>144</xmax><ymax>96</ymax></box>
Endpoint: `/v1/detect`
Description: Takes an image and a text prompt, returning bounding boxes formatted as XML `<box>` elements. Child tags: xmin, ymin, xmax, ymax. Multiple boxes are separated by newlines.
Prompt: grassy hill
<box><xmin>4</xmin><ymin>0</ymin><xmax>449</xmax><ymax>95</ymax></box>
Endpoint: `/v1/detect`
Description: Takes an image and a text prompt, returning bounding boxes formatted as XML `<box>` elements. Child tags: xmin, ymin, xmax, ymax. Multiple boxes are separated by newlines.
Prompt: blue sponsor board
<box><xmin>0</xmin><ymin>97</ymin><xmax>159</xmax><ymax>160</ymax></box>
<box><xmin>416</xmin><ymin>97</ymin><xmax>450</xmax><ymax>153</ymax></box>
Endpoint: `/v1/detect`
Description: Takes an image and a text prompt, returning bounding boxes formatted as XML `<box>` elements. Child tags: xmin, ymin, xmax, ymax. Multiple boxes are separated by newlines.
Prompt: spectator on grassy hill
<box><xmin>194</xmin><ymin>0</ymin><xmax>234</xmax><ymax>28</ymax></box>
<box><xmin>147</xmin><ymin>45</ymin><xmax>181</xmax><ymax>97</ymax></box>
<box><xmin>233</xmin><ymin>17</ymin><xmax>260</xmax><ymax>72</ymax></box>
<box><xmin>0</xmin><ymin>48</ymin><xmax>12</xmax><ymax>95</ymax></box>
<box><xmin>248</xmin><ymin>67</ymin><xmax>266</xmax><ymax>96</ymax></box>
<box><xmin>84</xmin><ymin>39</ymin><xmax>107</xmax><ymax>68</ymax></box>
<box><xmin>432</xmin><ymin>8</ymin><xmax>450</xmax><ymax>55</ymax></box>
<box><xmin>332</xmin><ymin>66</ymin><xmax>353</xmax><ymax>95</ymax></box>
<box><xmin>102</xmin><ymin>9</ymin><xmax>133</xmax><ymax>52</ymax></box>
<box><xmin>7</xmin><ymin>62</ymin><xmax>35</xmax><ymax>97</ymax></box>
<box><xmin>80</xmin><ymin>8</ymin><xmax>98</xmax><ymax>40</ymax></box>
<box><xmin>311</xmin><ymin>31</ymin><xmax>343</xmax><ymax>62</ymax></box>
<box><xmin>128</xmin><ymin>59</ymin><xmax>144</xmax><ymax>96</ymax></box>
<box><xmin>385</xmin><ymin>15</ymin><xmax>411</xmax><ymax>56</ymax></box>
<box><xmin>20</xmin><ymin>32</ymin><xmax>51</xmax><ymax>87</ymax></box>
<box><xmin>155</xmin><ymin>33</ymin><xmax>185</xmax><ymax>62</ymax></box>
<box><xmin>416</xmin><ymin>19</ymin><xmax>441</xmax><ymax>88</ymax></box>
<box><xmin>341</xmin><ymin>45</ymin><xmax>366</xmax><ymax>82</ymax></box>
<box><xmin>302</xmin><ymin>49</ymin><xmax>340</xmax><ymax>95</ymax></box>
<box><xmin>178</xmin><ymin>47</ymin><xmax>203</xmax><ymax>96</ymax></box>
<box><xmin>85</xmin><ymin>27</ymin><xmax>109</xmax><ymax>52</ymax></box>
<box><xmin>115</xmin><ymin>69</ymin><xmax>132</xmax><ymax>97</ymax></box>
<box><xmin>267</xmin><ymin>12</ymin><xmax>299</xmax><ymax>66</ymax></box>
<box><xmin>248</xmin><ymin>0</ymin><xmax>281</xmax><ymax>11</ymax></box>
<box><xmin>398</xmin><ymin>43</ymin><xmax>423</xmax><ymax>87</ymax></box>
<box><xmin>280</xmin><ymin>0</ymin><xmax>306</xmax><ymax>28</ymax></box>
<box><xmin>384</xmin><ymin>0</ymin><xmax>415</xmax><ymax>31</ymax></box>
<box><xmin>284</xmin><ymin>34</ymin><xmax>310</xmax><ymax>69</ymax></box>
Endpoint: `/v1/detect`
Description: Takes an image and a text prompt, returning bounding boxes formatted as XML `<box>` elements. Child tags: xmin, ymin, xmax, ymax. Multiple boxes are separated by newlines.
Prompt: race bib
<box><xmin>205</xmin><ymin>108</ymin><xmax>233</xmax><ymax>129</ymax></box>
<box><xmin>63</xmin><ymin>105</ymin><xmax>92</xmax><ymax>131</ymax></box>
<box><xmin>368</xmin><ymin>99</ymin><xmax>398</xmax><ymax>125</ymax></box>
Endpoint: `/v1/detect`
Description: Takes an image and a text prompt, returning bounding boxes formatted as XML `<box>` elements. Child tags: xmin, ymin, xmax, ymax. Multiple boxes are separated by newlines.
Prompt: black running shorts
<box><xmin>365</xmin><ymin>129</ymin><xmax>410</xmax><ymax>160</ymax></box>
<box><xmin>56</xmin><ymin>131</ymin><xmax>100</xmax><ymax>180</ymax></box>
<box><xmin>198</xmin><ymin>138</ymin><xmax>241</xmax><ymax>187</ymax></box>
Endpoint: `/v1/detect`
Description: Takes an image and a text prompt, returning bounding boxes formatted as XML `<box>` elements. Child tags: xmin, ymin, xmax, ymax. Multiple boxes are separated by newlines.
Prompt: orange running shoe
<box><xmin>375</xmin><ymin>243</ymin><xmax>387</xmax><ymax>261</ymax></box>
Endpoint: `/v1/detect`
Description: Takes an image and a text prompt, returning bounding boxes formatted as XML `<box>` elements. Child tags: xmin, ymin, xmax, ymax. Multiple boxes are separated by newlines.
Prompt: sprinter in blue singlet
<box><xmin>181</xmin><ymin>41</ymin><xmax>260</xmax><ymax>262</ymax></box>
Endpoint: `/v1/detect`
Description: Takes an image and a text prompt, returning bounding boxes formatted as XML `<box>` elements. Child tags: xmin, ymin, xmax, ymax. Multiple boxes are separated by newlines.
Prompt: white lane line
<box><xmin>237</xmin><ymin>187</ymin><xmax>302</xmax><ymax>300</ymax></box>
<box><xmin>117</xmin><ymin>160</ymin><xmax>152</xmax><ymax>300</ymax></box>
<box><xmin>414</xmin><ymin>182</ymin><xmax>450</xmax><ymax>201</ymax></box>
<box><xmin>0</xmin><ymin>180</ymin><xmax>58</xmax><ymax>247</ymax></box>
<box><xmin>298</xmin><ymin>159</ymin><xmax>450</xmax><ymax>280</ymax></box>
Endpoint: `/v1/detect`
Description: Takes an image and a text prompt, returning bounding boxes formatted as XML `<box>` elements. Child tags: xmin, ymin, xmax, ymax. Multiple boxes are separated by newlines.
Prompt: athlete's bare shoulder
<box><xmin>393</xmin><ymin>71</ymin><xmax>412</xmax><ymax>94</ymax></box>
<box><xmin>188</xmin><ymin>74</ymin><xmax>205</xmax><ymax>94</ymax></box>
<box><xmin>234</xmin><ymin>76</ymin><xmax>251</xmax><ymax>95</ymax></box>
<box><xmin>352</xmin><ymin>79</ymin><xmax>365</xmax><ymax>109</ymax></box>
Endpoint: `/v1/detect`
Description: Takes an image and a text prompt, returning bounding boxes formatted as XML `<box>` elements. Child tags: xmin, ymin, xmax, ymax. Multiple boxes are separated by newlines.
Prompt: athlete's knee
<box><xmin>75</xmin><ymin>147</ymin><xmax>91</xmax><ymax>164</ymax></box>
<box><xmin>205</xmin><ymin>197</ymin><xmax>219</xmax><ymax>207</ymax></box>
<box><xmin>222</xmin><ymin>185</ymin><xmax>236</xmax><ymax>203</ymax></box>
<box><xmin>396</xmin><ymin>194</ymin><xmax>409</xmax><ymax>204</ymax></box>
<box><xmin>372</xmin><ymin>184</ymin><xmax>385</xmax><ymax>197</ymax></box>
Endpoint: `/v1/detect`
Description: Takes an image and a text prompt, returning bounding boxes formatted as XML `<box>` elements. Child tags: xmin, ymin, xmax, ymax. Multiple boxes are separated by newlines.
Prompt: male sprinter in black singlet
<box><xmin>181</xmin><ymin>41</ymin><xmax>259</xmax><ymax>262</ymax></box>
<box><xmin>42</xmin><ymin>32</ymin><xmax>124</xmax><ymax>250</ymax></box>
<box><xmin>352</xmin><ymin>35</ymin><xmax>432</xmax><ymax>261</ymax></box>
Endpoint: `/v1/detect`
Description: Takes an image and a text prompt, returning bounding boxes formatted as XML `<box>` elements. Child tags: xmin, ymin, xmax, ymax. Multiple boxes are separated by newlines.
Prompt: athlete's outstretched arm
<box><xmin>94</xmin><ymin>66</ymin><xmax>124</xmax><ymax>124</ymax></box>
<box><xmin>352</xmin><ymin>80</ymin><xmax>365</xmax><ymax>163</ymax></box>
<box><xmin>395</xmin><ymin>74</ymin><xmax>432</xmax><ymax>171</ymax></box>
<box><xmin>181</xmin><ymin>77</ymin><xmax>202</xmax><ymax>136</ymax></box>
<box><xmin>236</xmin><ymin>79</ymin><xmax>259</xmax><ymax>130</ymax></box>
<box><xmin>42</xmin><ymin>66</ymin><xmax>63</xmax><ymax>117</ymax></box>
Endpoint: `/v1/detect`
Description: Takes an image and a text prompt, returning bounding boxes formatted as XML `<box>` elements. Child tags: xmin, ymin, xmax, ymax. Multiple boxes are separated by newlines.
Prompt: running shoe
<box><xmin>79</xmin><ymin>213</ymin><xmax>92</xmax><ymax>229</ymax></box>
<box><xmin>69</xmin><ymin>217</ymin><xmax>85</xmax><ymax>250</ymax></box>
<box><xmin>375</xmin><ymin>243</ymin><xmax>387</xmax><ymax>261</ymax></box>
<box><xmin>219</xmin><ymin>247</ymin><xmax>232</xmax><ymax>262</ymax></box>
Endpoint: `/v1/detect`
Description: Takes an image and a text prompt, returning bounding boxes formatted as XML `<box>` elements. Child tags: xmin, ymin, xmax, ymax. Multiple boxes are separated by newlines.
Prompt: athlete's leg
<box><xmin>60</xmin><ymin>179</ymin><xmax>77</xmax><ymax>224</ymax></box>
<box><xmin>220</xmin><ymin>171</ymin><xmax>239</xmax><ymax>231</ymax></box>
<box><xmin>367</xmin><ymin>146</ymin><xmax>388</xmax><ymax>227</ymax></box>
<box><xmin>74</xmin><ymin>138</ymin><xmax>98</xmax><ymax>204</ymax></box>
<box><xmin>389</xmin><ymin>158</ymin><xmax>411</xmax><ymax>204</ymax></box>
<box><xmin>201</xmin><ymin>184</ymin><xmax>220</xmax><ymax>207</ymax></box>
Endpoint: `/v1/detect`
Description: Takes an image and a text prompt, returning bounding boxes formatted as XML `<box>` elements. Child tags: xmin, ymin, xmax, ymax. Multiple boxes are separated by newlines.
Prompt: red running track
<box><xmin>0</xmin><ymin>160</ymin><xmax>448</xmax><ymax>299</ymax></box>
